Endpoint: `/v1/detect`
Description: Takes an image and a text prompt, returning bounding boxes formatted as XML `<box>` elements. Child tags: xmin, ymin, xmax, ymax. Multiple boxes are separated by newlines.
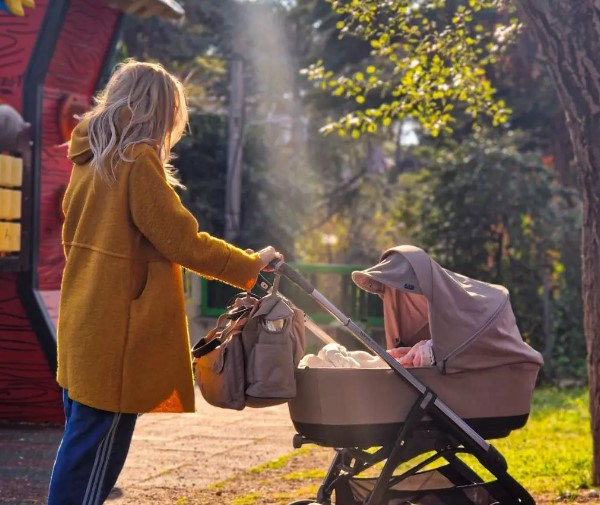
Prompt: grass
<box><xmin>394</xmin><ymin>387</ymin><xmax>594</xmax><ymax>499</ymax></box>
<box><xmin>232</xmin><ymin>492</ymin><xmax>263</xmax><ymax>504</ymax></box>
<box><xmin>249</xmin><ymin>446</ymin><xmax>313</xmax><ymax>473</ymax></box>
<box><xmin>395</xmin><ymin>387</ymin><xmax>593</xmax><ymax>498</ymax></box>
<box><xmin>493</xmin><ymin>387</ymin><xmax>592</xmax><ymax>496</ymax></box>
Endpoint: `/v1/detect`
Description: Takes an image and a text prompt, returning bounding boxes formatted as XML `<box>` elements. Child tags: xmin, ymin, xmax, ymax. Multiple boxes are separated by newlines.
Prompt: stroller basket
<box><xmin>270</xmin><ymin>246</ymin><xmax>542</xmax><ymax>505</ymax></box>
<box><xmin>336</xmin><ymin>470</ymin><xmax>515</xmax><ymax>505</ymax></box>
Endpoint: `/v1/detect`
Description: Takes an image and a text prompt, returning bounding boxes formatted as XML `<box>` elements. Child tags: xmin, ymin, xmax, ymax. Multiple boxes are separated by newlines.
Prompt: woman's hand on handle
<box><xmin>246</xmin><ymin>246</ymin><xmax>283</xmax><ymax>271</ymax></box>
<box><xmin>258</xmin><ymin>246</ymin><xmax>283</xmax><ymax>271</ymax></box>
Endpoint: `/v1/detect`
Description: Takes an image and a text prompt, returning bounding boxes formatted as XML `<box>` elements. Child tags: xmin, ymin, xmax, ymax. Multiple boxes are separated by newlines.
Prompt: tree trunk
<box><xmin>541</xmin><ymin>267</ymin><xmax>555</xmax><ymax>382</ymax></box>
<box><xmin>516</xmin><ymin>0</ymin><xmax>600</xmax><ymax>484</ymax></box>
<box><xmin>551</xmin><ymin>112</ymin><xmax>576</xmax><ymax>190</ymax></box>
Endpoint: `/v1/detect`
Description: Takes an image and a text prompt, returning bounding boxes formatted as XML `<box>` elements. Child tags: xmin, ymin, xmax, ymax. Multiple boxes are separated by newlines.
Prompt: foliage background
<box><xmin>120</xmin><ymin>0</ymin><xmax>584</xmax><ymax>383</ymax></box>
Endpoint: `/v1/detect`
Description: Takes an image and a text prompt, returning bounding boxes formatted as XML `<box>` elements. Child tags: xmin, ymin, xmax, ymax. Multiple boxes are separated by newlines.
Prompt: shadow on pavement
<box><xmin>0</xmin><ymin>422</ymin><xmax>63</xmax><ymax>505</ymax></box>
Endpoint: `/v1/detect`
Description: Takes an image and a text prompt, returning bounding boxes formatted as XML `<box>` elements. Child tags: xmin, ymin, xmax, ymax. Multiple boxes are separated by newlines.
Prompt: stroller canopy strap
<box><xmin>352</xmin><ymin>245</ymin><xmax>543</xmax><ymax>374</ymax></box>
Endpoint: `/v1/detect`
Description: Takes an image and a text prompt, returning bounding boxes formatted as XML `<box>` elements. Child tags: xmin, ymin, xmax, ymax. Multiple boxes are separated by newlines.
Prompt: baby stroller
<box><xmin>270</xmin><ymin>245</ymin><xmax>543</xmax><ymax>505</ymax></box>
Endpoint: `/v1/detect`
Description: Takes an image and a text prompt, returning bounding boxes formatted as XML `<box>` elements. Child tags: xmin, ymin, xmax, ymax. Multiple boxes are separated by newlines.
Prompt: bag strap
<box><xmin>257</xmin><ymin>273</ymin><xmax>282</xmax><ymax>304</ymax></box>
<box><xmin>191</xmin><ymin>336</ymin><xmax>221</xmax><ymax>358</ymax></box>
<box><xmin>271</xmin><ymin>273</ymin><xmax>281</xmax><ymax>295</ymax></box>
<box><xmin>225</xmin><ymin>291</ymin><xmax>260</xmax><ymax>309</ymax></box>
<box><xmin>191</xmin><ymin>306</ymin><xmax>252</xmax><ymax>359</ymax></box>
<box><xmin>191</xmin><ymin>310</ymin><xmax>233</xmax><ymax>359</ymax></box>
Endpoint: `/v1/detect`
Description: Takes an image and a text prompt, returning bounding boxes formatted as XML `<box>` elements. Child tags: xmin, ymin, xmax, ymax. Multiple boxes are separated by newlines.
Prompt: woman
<box><xmin>48</xmin><ymin>59</ymin><xmax>281</xmax><ymax>505</ymax></box>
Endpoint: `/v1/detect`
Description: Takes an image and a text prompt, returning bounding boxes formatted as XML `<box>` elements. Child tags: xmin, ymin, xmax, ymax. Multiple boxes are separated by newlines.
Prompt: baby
<box><xmin>388</xmin><ymin>340</ymin><xmax>435</xmax><ymax>367</ymax></box>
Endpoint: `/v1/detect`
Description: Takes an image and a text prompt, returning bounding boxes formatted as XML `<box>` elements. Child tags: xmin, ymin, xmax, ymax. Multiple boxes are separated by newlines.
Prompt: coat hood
<box><xmin>68</xmin><ymin>118</ymin><xmax>93</xmax><ymax>165</ymax></box>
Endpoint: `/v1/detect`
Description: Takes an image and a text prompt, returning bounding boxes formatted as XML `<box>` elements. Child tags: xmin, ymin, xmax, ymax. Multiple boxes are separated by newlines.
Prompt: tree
<box><xmin>120</xmin><ymin>0</ymin><xmax>239</xmax><ymax>105</ymax></box>
<box><xmin>514</xmin><ymin>2</ymin><xmax>600</xmax><ymax>482</ymax></box>
<box><xmin>392</xmin><ymin>130</ymin><xmax>583</xmax><ymax>382</ymax></box>
<box><xmin>121</xmin><ymin>0</ymin><xmax>314</xmax><ymax>259</ymax></box>
<box><xmin>305</xmin><ymin>0</ymin><xmax>516</xmax><ymax>136</ymax></box>
<box><xmin>310</xmin><ymin>0</ymin><xmax>600</xmax><ymax>484</ymax></box>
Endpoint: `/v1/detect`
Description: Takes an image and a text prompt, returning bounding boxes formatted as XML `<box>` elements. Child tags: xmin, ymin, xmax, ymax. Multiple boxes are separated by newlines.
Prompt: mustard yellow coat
<box><xmin>57</xmin><ymin>120</ymin><xmax>262</xmax><ymax>413</ymax></box>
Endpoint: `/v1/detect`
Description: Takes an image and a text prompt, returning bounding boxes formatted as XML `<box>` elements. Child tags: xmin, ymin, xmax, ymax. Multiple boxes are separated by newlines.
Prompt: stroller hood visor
<box><xmin>352</xmin><ymin>255</ymin><xmax>423</xmax><ymax>296</ymax></box>
<box><xmin>352</xmin><ymin>245</ymin><xmax>543</xmax><ymax>374</ymax></box>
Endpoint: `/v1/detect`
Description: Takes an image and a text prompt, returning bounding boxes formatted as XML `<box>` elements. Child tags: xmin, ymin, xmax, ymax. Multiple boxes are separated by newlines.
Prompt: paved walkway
<box><xmin>0</xmin><ymin>390</ymin><xmax>297</xmax><ymax>504</ymax></box>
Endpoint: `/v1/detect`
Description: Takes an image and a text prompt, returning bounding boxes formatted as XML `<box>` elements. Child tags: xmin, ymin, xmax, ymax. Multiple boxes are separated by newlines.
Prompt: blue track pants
<box><xmin>47</xmin><ymin>390</ymin><xmax>138</xmax><ymax>505</ymax></box>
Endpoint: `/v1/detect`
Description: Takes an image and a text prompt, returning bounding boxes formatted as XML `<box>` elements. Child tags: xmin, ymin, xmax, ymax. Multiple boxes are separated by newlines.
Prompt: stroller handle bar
<box><xmin>269</xmin><ymin>259</ymin><xmax>509</xmax><ymax>473</ymax></box>
<box><xmin>269</xmin><ymin>259</ymin><xmax>314</xmax><ymax>294</ymax></box>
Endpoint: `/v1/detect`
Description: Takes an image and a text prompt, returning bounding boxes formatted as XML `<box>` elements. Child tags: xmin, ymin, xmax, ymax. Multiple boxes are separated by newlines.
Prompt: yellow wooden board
<box><xmin>0</xmin><ymin>154</ymin><xmax>23</xmax><ymax>188</ymax></box>
<box><xmin>0</xmin><ymin>189</ymin><xmax>22</xmax><ymax>220</ymax></box>
<box><xmin>0</xmin><ymin>222</ymin><xmax>21</xmax><ymax>252</ymax></box>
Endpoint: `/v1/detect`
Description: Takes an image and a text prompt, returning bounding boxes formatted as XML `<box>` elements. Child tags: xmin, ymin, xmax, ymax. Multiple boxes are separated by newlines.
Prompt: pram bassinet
<box><xmin>289</xmin><ymin>245</ymin><xmax>542</xmax><ymax>449</ymax></box>
<box><xmin>290</xmin><ymin>363</ymin><xmax>538</xmax><ymax>449</ymax></box>
<box><xmin>271</xmin><ymin>246</ymin><xmax>543</xmax><ymax>505</ymax></box>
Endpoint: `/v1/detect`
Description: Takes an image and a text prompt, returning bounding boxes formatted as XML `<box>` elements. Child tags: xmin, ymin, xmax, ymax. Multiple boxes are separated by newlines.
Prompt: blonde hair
<box><xmin>82</xmin><ymin>59</ymin><xmax>188</xmax><ymax>187</ymax></box>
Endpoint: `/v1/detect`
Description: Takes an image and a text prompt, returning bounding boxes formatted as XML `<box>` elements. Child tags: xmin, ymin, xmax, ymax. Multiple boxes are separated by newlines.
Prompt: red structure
<box><xmin>0</xmin><ymin>0</ymin><xmax>183</xmax><ymax>422</ymax></box>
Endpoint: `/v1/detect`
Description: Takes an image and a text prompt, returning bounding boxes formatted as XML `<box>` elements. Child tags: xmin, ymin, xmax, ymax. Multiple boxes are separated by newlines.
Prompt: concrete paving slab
<box><xmin>0</xmin><ymin>389</ymin><xmax>298</xmax><ymax>504</ymax></box>
<box><xmin>109</xmin><ymin>391</ymin><xmax>297</xmax><ymax>503</ymax></box>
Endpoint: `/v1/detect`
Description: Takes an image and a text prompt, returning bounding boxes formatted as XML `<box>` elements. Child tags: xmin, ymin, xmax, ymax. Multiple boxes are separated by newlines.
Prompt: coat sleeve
<box><xmin>128</xmin><ymin>149</ymin><xmax>262</xmax><ymax>291</ymax></box>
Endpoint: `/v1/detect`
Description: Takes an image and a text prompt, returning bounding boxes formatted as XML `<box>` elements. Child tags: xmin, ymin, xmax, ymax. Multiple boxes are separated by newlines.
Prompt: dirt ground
<box><xmin>2</xmin><ymin>416</ymin><xmax>597</xmax><ymax>505</ymax></box>
<box><xmin>105</xmin><ymin>446</ymin><xmax>332</xmax><ymax>505</ymax></box>
<box><xmin>105</xmin><ymin>446</ymin><xmax>600</xmax><ymax>505</ymax></box>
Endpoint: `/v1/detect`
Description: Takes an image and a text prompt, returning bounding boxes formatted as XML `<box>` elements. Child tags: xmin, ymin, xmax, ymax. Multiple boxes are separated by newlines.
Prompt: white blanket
<box><xmin>298</xmin><ymin>343</ymin><xmax>388</xmax><ymax>369</ymax></box>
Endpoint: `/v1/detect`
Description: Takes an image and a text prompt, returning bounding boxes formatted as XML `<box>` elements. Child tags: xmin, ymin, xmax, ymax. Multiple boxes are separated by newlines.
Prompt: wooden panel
<box><xmin>0</xmin><ymin>4</ymin><xmax>59</xmax><ymax>423</ymax></box>
<box><xmin>0</xmin><ymin>0</ymin><xmax>120</xmax><ymax>422</ymax></box>
<box><xmin>38</xmin><ymin>0</ymin><xmax>120</xmax><ymax>290</ymax></box>
<box><xmin>0</xmin><ymin>273</ymin><xmax>62</xmax><ymax>422</ymax></box>
<box><xmin>0</xmin><ymin>1</ymin><xmax>50</xmax><ymax>112</ymax></box>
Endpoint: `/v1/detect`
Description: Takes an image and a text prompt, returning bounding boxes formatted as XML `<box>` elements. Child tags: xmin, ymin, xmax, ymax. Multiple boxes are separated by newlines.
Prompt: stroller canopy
<box><xmin>352</xmin><ymin>245</ymin><xmax>543</xmax><ymax>374</ymax></box>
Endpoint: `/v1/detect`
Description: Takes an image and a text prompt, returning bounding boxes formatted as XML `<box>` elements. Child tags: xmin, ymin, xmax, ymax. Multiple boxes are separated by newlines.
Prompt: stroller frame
<box><xmin>272</xmin><ymin>261</ymin><xmax>535</xmax><ymax>505</ymax></box>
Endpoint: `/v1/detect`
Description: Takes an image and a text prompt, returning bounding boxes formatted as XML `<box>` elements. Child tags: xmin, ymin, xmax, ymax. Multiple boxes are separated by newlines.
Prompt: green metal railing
<box><xmin>199</xmin><ymin>263</ymin><xmax>384</xmax><ymax>329</ymax></box>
